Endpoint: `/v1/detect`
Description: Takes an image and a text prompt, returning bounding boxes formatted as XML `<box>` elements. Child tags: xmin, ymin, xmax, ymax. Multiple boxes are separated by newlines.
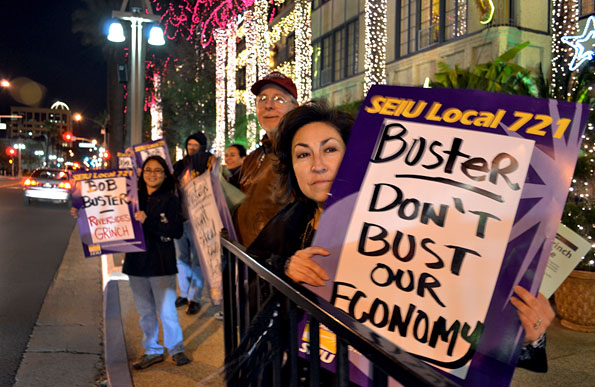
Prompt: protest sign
<box><xmin>117</xmin><ymin>151</ymin><xmax>136</xmax><ymax>170</ymax></box>
<box><xmin>183</xmin><ymin>171</ymin><xmax>224</xmax><ymax>304</ymax></box>
<box><xmin>540</xmin><ymin>223</ymin><xmax>592</xmax><ymax>298</ymax></box>
<box><xmin>133</xmin><ymin>139</ymin><xmax>173</xmax><ymax>172</ymax></box>
<box><xmin>310</xmin><ymin>86</ymin><xmax>589</xmax><ymax>385</ymax></box>
<box><xmin>71</xmin><ymin>169</ymin><xmax>145</xmax><ymax>257</ymax></box>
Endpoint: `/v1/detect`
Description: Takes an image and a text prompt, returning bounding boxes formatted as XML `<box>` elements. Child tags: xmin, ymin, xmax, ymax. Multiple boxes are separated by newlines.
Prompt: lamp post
<box><xmin>107</xmin><ymin>0</ymin><xmax>164</xmax><ymax>147</ymax></box>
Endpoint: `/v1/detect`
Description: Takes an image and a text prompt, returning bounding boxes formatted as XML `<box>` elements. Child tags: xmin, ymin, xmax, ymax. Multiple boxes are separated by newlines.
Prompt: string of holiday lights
<box><xmin>244</xmin><ymin>9</ymin><xmax>258</xmax><ymax>149</ymax></box>
<box><xmin>551</xmin><ymin>0</ymin><xmax>579</xmax><ymax>98</ymax></box>
<box><xmin>254</xmin><ymin>0</ymin><xmax>270</xmax><ymax>79</ymax></box>
<box><xmin>150</xmin><ymin>73</ymin><xmax>163</xmax><ymax>140</ymax></box>
<box><xmin>227</xmin><ymin>20</ymin><xmax>237</xmax><ymax>140</ymax></box>
<box><xmin>294</xmin><ymin>0</ymin><xmax>312</xmax><ymax>104</ymax></box>
<box><xmin>270</xmin><ymin>9</ymin><xmax>296</xmax><ymax>45</ymax></box>
<box><xmin>215</xmin><ymin>29</ymin><xmax>227</xmax><ymax>156</ymax></box>
<box><xmin>364</xmin><ymin>0</ymin><xmax>388</xmax><ymax>95</ymax></box>
<box><xmin>274</xmin><ymin>61</ymin><xmax>295</xmax><ymax>80</ymax></box>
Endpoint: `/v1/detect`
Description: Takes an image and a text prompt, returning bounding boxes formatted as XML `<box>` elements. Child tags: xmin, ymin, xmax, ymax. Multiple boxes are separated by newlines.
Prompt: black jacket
<box><xmin>123</xmin><ymin>186</ymin><xmax>184</xmax><ymax>277</ymax></box>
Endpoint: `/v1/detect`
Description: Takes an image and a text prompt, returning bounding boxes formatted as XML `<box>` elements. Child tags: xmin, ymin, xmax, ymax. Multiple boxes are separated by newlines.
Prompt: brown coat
<box><xmin>233</xmin><ymin>136</ymin><xmax>289</xmax><ymax>247</ymax></box>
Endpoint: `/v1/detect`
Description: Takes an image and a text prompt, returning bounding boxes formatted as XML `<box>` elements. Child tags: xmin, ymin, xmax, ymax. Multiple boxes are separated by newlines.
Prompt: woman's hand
<box><xmin>134</xmin><ymin>211</ymin><xmax>147</xmax><ymax>224</ymax></box>
<box><xmin>285</xmin><ymin>246</ymin><xmax>330</xmax><ymax>287</ymax></box>
<box><xmin>510</xmin><ymin>285</ymin><xmax>555</xmax><ymax>343</ymax></box>
<box><xmin>70</xmin><ymin>207</ymin><xmax>79</xmax><ymax>219</ymax></box>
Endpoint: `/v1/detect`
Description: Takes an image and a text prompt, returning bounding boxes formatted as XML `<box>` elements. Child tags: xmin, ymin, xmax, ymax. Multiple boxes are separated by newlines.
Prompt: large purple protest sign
<box><xmin>133</xmin><ymin>139</ymin><xmax>173</xmax><ymax>172</ymax></box>
<box><xmin>71</xmin><ymin>169</ymin><xmax>145</xmax><ymax>257</ymax></box>
<box><xmin>308</xmin><ymin>86</ymin><xmax>589</xmax><ymax>385</ymax></box>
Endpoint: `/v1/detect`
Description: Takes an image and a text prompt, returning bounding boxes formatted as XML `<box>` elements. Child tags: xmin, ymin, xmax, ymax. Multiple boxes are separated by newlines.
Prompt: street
<box><xmin>0</xmin><ymin>176</ymin><xmax>75</xmax><ymax>386</ymax></box>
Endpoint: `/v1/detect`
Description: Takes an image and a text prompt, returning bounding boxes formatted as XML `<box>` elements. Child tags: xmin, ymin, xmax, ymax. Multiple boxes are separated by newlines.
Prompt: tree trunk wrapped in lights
<box><xmin>244</xmin><ymin>10</ymin><xmax>258</xmax><ymax>150</ymax></box>
<box><xmin>226</xmin><ymin>21</ymin><xmax>237</xmax><ymax>140</ymax></box>
<box><xmin>215</xmin><ymin>28</ymin><xmax>228</xmax><ymax>156</ymax></box>
<box><xmin>364</xmin><ymin>0</ymin><xmax>387</xmax><ymax>96</ymax></box>
<box><xmin>294</xmin><ymin>0</ymin><xmax>312</xmax><ymax>104</ymax></box>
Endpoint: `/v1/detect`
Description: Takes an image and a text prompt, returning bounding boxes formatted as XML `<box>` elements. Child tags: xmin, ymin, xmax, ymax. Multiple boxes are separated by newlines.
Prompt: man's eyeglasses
<box><xmin>256</xmin><ymin>95</ymin><xmax>292</xmax><ymax>107</ymax></box>
<box><xmin>144</xmin><ymin>168</ymin><xmax>165</xmax><ymax>175</ymax></box>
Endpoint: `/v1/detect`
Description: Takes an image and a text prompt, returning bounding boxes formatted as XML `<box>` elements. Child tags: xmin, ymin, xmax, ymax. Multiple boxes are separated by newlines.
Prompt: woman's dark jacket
<box><xmin>247</xmin><ymin>200</ymin><xmax>316</xmax><ymax>270</ymax></box>
<box><xmin>123</xmin><ymin>186</ymin><xmax>184</xmax><ymax>277</ymax></box>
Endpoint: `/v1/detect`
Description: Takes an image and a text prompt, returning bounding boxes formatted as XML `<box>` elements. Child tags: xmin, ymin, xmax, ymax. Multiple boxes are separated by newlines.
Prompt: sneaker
<box><xmin>132</xmin><ymin>354</ymin><xmax>164</xmax><ymax>369</ymax></box>
<box><xmin>175</xmin><ymin>296</ymin><xmax>188</xmax><ymax>308</ymax></box>
<box><xmin>214</xmin><ymin>311</ymin><xmax>224</xmax><ymax>321</ymax></box>
<box><xmin>186</xmin><ymin>301</ymin><xmax>201</xmax><ymax>315</ymax></box>
<box><xmin>172</xmin><ymin>352</ymin><xmax>191</xmax><ymax>366</ymax></box>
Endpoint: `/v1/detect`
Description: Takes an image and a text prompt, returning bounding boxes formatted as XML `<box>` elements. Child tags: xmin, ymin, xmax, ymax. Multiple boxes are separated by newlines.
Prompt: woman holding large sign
<box><xmin>121</xmin><ymin>156</ymin><xmax>191</xmax><ymax>369</ymax></box>
<box><xmin>249</xmin><ymin>101</ymin><xmax>554</xmax><ymax>374</ymax></box>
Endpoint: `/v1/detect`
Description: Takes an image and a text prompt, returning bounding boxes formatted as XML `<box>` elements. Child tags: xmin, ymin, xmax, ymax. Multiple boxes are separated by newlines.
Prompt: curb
<box><xmin>104</xmin><ymin>280</ymin><xmax>133</xmax><ymax>387</ymax></box>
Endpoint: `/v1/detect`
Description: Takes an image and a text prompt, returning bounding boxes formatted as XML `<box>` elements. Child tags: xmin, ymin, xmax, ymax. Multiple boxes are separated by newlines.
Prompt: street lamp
<box><xmin>107</xmin><ymin>0</ymin><xmax>164</xmax><ymax>147</ymax></box>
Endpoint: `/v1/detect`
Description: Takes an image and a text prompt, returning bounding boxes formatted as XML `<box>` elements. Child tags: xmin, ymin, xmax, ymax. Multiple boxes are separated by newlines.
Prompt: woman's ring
<box><xmin>533</xmin><ymin>318</ymin><xmax>542</xmax><ymax>330</ymax></box>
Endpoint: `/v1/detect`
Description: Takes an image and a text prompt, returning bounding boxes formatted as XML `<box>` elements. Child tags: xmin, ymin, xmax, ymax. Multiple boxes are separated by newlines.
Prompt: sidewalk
<box><xmin>13</xmin><ymin>226</ymin><xmax>595</xmax><ymax>386</ymax></box>
<box><xmin>14</xmin><ymin>226</ymin><xmax>104</xmax><ymax>386</ymax></box>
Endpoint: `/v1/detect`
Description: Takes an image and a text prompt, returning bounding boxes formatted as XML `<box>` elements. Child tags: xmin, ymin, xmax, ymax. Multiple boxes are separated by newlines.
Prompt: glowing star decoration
<box><xmin>561</xmin><ymin>15</ymin><xmax>595</xmax><ymax>71</ymax></box>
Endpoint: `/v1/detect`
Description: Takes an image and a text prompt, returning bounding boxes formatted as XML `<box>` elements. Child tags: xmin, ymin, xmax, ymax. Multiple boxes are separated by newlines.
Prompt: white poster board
<box><xmin>183</xmin><ymin>172</ymin><xmax>224</xmax><ymax>305</ymax></box>
<box><xmin>331</xmin><ymin>120</ymin><xmax>535</xmax><ymax>378</ymax></box>
<box><xmin>81</xmin><ymin>176</ymin><xmax>135</xmax><ymax>244</ymax></box>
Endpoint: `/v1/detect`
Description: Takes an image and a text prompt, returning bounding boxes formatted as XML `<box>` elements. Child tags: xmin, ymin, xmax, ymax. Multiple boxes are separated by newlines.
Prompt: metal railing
<box><xmin>221</xmin><ymin>238</ymin><xmax>460</xmax><ymax>386</ymax></box>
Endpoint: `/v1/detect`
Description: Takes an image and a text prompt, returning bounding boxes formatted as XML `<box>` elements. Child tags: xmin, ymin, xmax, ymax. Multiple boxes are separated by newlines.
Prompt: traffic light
<box><xmin>5</xmin><ymin>146</ymin><xmax>16</xmax><ymax>157</ymax></box>
<box><xmin>62</xmin><ymin>132</ymin><xmax>73</xmax><ymax>142</ymax></box>
<box><xmin>102</xmin><ymin>151</ymin><xmax>110</xmax><ymax>159</ymax></box>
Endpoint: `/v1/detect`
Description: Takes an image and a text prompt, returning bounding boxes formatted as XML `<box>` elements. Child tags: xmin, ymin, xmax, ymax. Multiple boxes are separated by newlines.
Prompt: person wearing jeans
<box><xmin>174</xmin><ymin>220</ymin><xmax>204</xmax><ymax>314</ymax></box>
<box><xmin>173</xmin><ymin>131</ymin><xmax>212</xmax><ymax>315</ymax></box>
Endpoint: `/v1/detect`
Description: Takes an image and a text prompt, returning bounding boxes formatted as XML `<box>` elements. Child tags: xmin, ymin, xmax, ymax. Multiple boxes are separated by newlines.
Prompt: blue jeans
<box><xmin>174</xmin><ymin>220</ymin><xmax>204</xmax><ymax>302</ymax></box>
<box><xmin>128</xmin><ymin>275</ymin><xmax>185</xmax><ymax>356</ymax></box>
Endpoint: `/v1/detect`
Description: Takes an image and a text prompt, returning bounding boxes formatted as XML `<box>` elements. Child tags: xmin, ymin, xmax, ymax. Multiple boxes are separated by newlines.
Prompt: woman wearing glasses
<box><xmin>123</xmin><ymin>155</ymin><xmax>192</xmax><ymax>369</ymax></box>
<box><xmin>73</xmin><ymin>156</ymin><xmax>191</xmax><ymax>369</ymax></box>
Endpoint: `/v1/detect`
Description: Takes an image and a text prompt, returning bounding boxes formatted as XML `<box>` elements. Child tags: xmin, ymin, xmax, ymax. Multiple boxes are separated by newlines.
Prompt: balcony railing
<box><xmin>221</xmin><ymin>238</ymin><xmax>460</xmax><ymax>386</ymax></box>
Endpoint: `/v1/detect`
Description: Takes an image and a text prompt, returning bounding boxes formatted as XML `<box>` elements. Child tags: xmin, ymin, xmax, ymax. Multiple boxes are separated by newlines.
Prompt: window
<box><xmin>397</xmin><ymin>1</ymin><xmax>467</xmax><ymax>57</ymax></box>
<box><xmin>346</xmin><ymin>19</ymin><xmax>359</xmax><ymax>77</ymax></box>
<box><xmin>321</xmin><ymin>35</ymin><xmax>333</xmax><ymax>86</ymax></box>
<box><xmin>312</xmin><ymin>19</ymin><xmax>359</xmax><ymax>89</ymax></box>
<box><xmin>418</xmin><ymin>0</ymin><xmax>440</xmax><ymax>50</ymax></box>
<box><xmin>334</xmin><ymin>29</ymin><xmax>345</xmax><ymax>81</ymax></box>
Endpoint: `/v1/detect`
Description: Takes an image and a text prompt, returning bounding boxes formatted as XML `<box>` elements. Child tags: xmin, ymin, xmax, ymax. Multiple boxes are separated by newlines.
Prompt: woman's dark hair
<box><xmin>274</xmin><ymin>99</ymin><xmax>354</xmax><ymax>202</ymax></box>
<box><xmin>227</xmin><ymin>143</ymin><xmax>247</xmax><ymax>158</ymax></box>
<box><xmin>138</xmin><ymin>155</ymin><xmax>176</xmax><ymax>194</ymax></box>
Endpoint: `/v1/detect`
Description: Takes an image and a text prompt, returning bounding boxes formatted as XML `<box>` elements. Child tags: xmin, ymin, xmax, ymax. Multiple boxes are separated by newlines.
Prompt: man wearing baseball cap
<box><xmin>233</xmin><ymin>72</ymin><xmax>299</xmax><ymax>247</ymax></box>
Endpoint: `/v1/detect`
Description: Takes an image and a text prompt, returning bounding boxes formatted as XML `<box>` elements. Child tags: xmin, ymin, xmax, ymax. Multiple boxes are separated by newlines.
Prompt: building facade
<box><xmin>309</xmin><ymin>0</ymin><xmax>554</xmax><ymax>106</ymax></box>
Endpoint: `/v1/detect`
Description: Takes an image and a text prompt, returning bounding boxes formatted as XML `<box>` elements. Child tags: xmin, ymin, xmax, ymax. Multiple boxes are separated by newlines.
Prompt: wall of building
<box><xmin>311</xmin><ymin>0</ymin><xmax>553</xmax><ymax>106</ymax></box>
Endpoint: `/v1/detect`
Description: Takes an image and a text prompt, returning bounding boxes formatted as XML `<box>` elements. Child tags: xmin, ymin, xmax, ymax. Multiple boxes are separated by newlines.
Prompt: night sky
<box><xmin>0</xmin><ymin>0</ymin><xmax>108</xmax><ymax>138</ymax></box>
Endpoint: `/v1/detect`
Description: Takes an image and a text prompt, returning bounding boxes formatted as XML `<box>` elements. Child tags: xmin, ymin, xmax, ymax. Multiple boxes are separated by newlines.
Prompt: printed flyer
<box><xmin>71</xmin><ymin>169</ymin><xmax>145</xmax><ymax>257</ymax></box>
<box><xmin>309</xmin><ymin>86</ymin><xmax>589</xmax><ymax>385</ymax></box>
<box><xmin>133</xmin><ymin>139</ymin><xmax>173</xmax><ymax>172</ymax></box>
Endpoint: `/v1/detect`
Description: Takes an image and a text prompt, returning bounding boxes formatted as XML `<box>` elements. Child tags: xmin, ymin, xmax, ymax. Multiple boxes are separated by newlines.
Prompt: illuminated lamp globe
<box><xmin>108</xmin><ymin>21</ymin><xmax>125</xmax><ymax>43</ymax></box>
<box><xmin>148</xmin><ymin>26</ymin><xmax>165</xmax><ymax>46</ymax></box>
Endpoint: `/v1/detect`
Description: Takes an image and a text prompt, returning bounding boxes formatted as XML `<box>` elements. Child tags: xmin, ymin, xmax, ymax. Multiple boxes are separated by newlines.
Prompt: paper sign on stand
<box><xmin>540</xmin><ymin>223</ymin><xmax>593</xmax><ymax>298</ymax></box>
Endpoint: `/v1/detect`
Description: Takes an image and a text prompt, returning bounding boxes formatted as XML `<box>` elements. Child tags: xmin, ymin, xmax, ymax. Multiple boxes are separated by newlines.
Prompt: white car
<box><xmin>23</xmin><ymin>168</ymin><xmax>72</xmax><ymax>205</ymax></box>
